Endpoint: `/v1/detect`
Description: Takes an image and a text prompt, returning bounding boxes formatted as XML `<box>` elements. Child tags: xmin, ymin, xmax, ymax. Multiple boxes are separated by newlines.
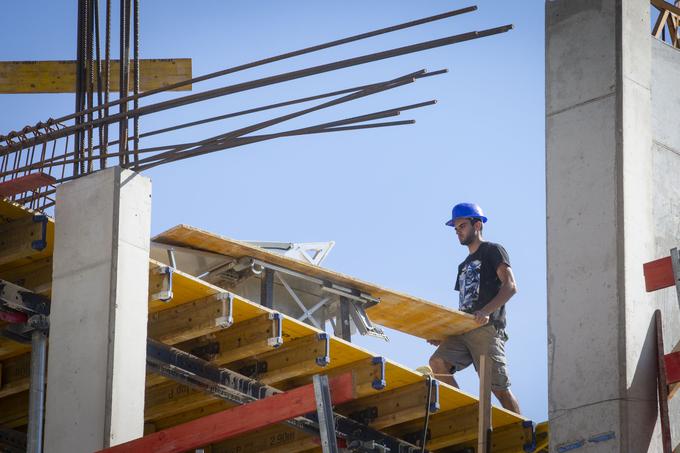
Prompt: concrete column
<box><xmin>546</xmin><ymin>0</ymin><xmax>663</xmax><ymax>451</ymax></box>
<box><xmin>44</xmin><ymin>167</ymin><xmax>151</xmax><ymax>452</ymax></box>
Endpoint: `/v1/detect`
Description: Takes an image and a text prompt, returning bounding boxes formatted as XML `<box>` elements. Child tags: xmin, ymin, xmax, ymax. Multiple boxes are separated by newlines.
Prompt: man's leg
<box><xmin>429</xmin><ymin>335</ymin><xmax>472</xmax><ymax>388</ymax></box>
<box><xmin>429</xmin><ymin>356</ymin><xmax>459</xmax><ymax>387</ymax></box>
<box><xmin>465</xmin><ymin>325</ymin><xmax>521</xmax><ymax>414</ymax></box>
<box><xmin>492</xmin><ymin>388</ymin><xmax>521</xmax><ymax>414</ymax></box>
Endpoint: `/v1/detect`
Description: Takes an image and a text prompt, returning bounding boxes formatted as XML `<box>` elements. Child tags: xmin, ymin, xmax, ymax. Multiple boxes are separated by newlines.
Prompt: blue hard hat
<box><xmin>445</xmin><ymin>202</ymin><xmax>488</xmax><ymax>226</ymax></box>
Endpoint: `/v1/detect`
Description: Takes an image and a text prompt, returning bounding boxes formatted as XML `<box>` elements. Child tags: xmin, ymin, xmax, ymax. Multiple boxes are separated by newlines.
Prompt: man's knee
<box><xmin>429</xmin><ymin>355</ymin><xmax>448</xmax><ymax>371</ymax></box>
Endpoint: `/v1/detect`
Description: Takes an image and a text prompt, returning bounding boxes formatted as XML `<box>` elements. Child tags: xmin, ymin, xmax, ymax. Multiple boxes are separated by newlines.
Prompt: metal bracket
<box><xmin>238</xmin><ymin>361</ymin><xmax>268</xmax><ymax>377</ymax></box>
<box><xmin>429</xmin><ymin>378</ymin><xmax>440</xmax><ymax>413</ymax></box>
<box><xmin>214</xmin><ymin>293</ymin><xmax>233</xmax><ymax>329</ymax></box>
<box><xmin>189</xmin><ymin>342</ymin><xmax>220</xmax><ymax>361</ymax></box>
<box><xmin>151</xmin><ymin>266</ymin><xmax>174</xmax><ymax>302</ymax></box>
<box><xmin>0</xmin><ymin>279</ymin><xmax>50</xmax><ymax>315</ymax></box>
<box><xmin>346</xmin><ymin>439</ymin><xmax>390</xmax><ymax>453</ymax></box>
<box><xmin>31</xmin><ymin>215</ymin><xmax>48</xmax><ymax>251</ymax></box>
<box><xmin>404</xmin><ymin>428</ymin><xmax>431</xmax><ymax>448</ymax></box>
<box><xmin>316</xmin><ymin>332</ymin><xmax>331</xmax><ymax>366</ymax></box>
<box><xmin>522</xmin><ymin>420</ymin><xmax>537</xmax><ymax>453</ymax></box>
<box><xmin>348</xmin><ymin>406</ymin><xmax>378</xmax><ymax>426</ymax></box>
<box><xmin>268</xmin><ymin>312</ymin><xmax>283</xmax><ymax>347</ymax></box>
<box><xmin>313</xmin><ymin>374</ymin><xmax>340</xmax><ymax>453</ymax></box>
<box><xmin>371</xmin><ymin>356</ymin><xmax>387</xmax><ymax>390</ymax></box>
<box><xmin>349</xmin><ymin>299</ymin><xmax>389</xmax><ymax>342</ymax></box>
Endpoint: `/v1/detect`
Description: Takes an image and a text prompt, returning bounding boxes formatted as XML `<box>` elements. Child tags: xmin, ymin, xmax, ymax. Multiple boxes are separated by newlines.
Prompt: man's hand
<box><xmin>427</xmin><ymin>339</ymin><xmax>441</xmax><ymax>346</ymax></box>
<box><xmin>473</xmin><ymin>311</ymin><xmax>490</xmax><ymax>325</ymax></box>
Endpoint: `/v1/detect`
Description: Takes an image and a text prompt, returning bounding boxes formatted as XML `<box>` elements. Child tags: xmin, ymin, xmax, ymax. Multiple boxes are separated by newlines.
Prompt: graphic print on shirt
<box><xmin>458</xmin><ymin>259</ymin><xmax>482</xmax><ymax>312</ymax></box>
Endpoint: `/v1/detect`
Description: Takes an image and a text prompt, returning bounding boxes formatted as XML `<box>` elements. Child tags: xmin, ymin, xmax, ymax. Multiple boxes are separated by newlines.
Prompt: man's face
<box><xmin>453</xmin><ymin>218</ymin><xmax>477</xmax><ymax>245</ymax></box>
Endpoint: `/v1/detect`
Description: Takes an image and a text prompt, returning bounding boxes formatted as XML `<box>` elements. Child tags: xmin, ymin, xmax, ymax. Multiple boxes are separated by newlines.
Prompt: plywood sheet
<box><xmin>153</xmin><ymin>224</ymin><xmax>479</xmax><ymax>340</ymax></box>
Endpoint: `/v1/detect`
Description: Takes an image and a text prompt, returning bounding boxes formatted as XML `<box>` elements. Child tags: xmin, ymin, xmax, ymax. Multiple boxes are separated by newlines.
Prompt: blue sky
<box><xmin>1</xmin><ymin>1</ymin><xmax>546</xmax><ymax>422</ymax></box>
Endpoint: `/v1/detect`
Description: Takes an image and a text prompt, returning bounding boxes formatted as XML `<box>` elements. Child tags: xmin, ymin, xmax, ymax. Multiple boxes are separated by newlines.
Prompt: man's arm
<box><xmin>473</xmin><ymin>263</ymin><xmax>518</xmax><ymax>325</ymax></box>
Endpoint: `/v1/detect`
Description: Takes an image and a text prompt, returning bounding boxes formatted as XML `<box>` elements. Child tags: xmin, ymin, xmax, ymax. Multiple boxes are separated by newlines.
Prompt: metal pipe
<box><xmin>27</xmin><ymin>329</ymin><xmax>47</xmax><ymax>453</ymax></box>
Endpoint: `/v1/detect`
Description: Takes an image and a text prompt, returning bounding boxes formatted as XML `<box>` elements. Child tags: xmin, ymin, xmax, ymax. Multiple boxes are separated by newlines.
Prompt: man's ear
<box><xmin>474</xmin><ymin>221</ymin><xmax>482</xmax><ymax>232</ymax></box>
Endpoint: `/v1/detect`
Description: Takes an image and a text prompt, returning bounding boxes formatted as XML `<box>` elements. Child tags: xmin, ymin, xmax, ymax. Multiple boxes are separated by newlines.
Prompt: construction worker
<box><xmin>427</xmin><ymin>202</ymin><xmax>521</xmax><ymax>414</ymax></box>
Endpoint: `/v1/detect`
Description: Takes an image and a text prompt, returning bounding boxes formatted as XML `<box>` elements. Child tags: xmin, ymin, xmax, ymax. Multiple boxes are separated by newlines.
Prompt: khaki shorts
<box><xmin>431</xmin><ymin>324</ymin><xmax>511</xmax><ymax>390</ymax></box>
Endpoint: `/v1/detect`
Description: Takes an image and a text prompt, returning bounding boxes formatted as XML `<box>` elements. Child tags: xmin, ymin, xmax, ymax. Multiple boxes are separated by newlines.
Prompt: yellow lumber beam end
<box><xmin>0</xmin><ymin>59</ymin><xmax>192</xmax><ymax>93</ymax></box>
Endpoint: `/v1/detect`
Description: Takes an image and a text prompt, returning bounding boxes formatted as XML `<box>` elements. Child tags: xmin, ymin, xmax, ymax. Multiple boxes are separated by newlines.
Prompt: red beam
<box><xmin>664</xmin><ymin>350</ymin><xmax>680</xmax><ymax>385</ymax></box>
<box><xmin>0</xmin><ymin>172</ymin><xmax>56</xmax><ymax>198</ymax></box>
<box><xmin>643</xmin><ymin>256</ymin><xmax>675</xmax><ymax>292</ymax></box>
<box><xmin>98</xmin><ymin>373</ymin><xmax>355</xmax><ymax>453</ymax></box>
<box><xmin>0</xmin><ymin>310</ymin><xmax>28</xmax><ymax>324</ymax></box>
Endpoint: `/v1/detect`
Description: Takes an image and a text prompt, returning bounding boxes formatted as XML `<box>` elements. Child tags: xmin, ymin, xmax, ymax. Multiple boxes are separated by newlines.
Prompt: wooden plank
<box><xmin>210</xmin><ymin>423</ymin><xmax>318</xmax><ymax>453</ymax></box>
<box><xmin>145</xmin><ymin>334</ymin><xmax>329</xmax><ymax>421</ymax></box>
<box><xmin>387</xmin><ymin>402</ymin><xmax>479</xmax><ymax>450</ymax></box>
<box><xmin>0</xmin><ymin>336</ymin><xmax>30</xmax><ymax>362</ymax></box>
<box><xmin>457</xmin><ymin>420</ymin><xmax>536</xmax><ymax>453</ymax></box>
<box><xmin>101</xmin><ymin>373</ymin><xmax>355</xmax><ymax>453</ymax></box>
<box><xmin>664</xmin><ymin>350</ymin><xmax>680</xmax><ymax>385</ymax></box>
<box><xmin>652</xmin><ymin>0</ymin><xmax>680</xmax><ymax>17</ymax></box>
<box><xmin>144</xmin><ymin>381</ymin><xmax>219</xmax><ymax>421</ymax></box>
<box><xmin>153</xmin><ymin>225</ymin><xmax>479</xmax><ymax>340</ymax></box>
<box><xmin>0</xmin><ymin>215</ymin><xmax>49</xmax><ymax>267</ymax></box>
<box><xmin>227</xmin><ymin>333</ymin><xmax>329</xmax><ymax>385</ymax></box>
<box><xmin>148</xmin><ymin>292</ymin><xmax>238</xmax><ymax>344</ymax></box>
<box><xmin>336</xmin><ymin>381</ymin><xmax>433</xmax><ymax>429</ymax></box>
<box><xmin>643</xmin><ymin>256</ymin><xmax>675</xmax><ymax>292</ymax></box>
<box><xmin>0</xmin><ymin>173</ymin><xmax>56</xmax><ymax>198</ymax></box>
<box><xmin>478</xmin><ymin>354</ymin><xmax>492</xmax><ymax>453</ymax></box>
<box><xmin>669</xmin><ymin>340</ymin><xmax>680</xmax><ymax>399</ymax></box>
<box><xmin>0</xmin><ymin>59</ymin><xmax>192</xmax><ymax>94</ymax></box>
<box><xmin>0</xmin><ymin>201</ymin><xmax>54</xmax><ymax>273</ymax></box>
<box><xmin>0</xmin><ymin>390</ymin><xmax>28</xmax><ymax>428</ymax></box>
<box><xmin>654</xmin><ymin>10</ymin><xmax>671</xmax><ymax>38</ymax></box>
<box><xmin>176</xmin><ymin>313</ymin><xmax>278</xmax><ymax>364</ymax></box>
<box><xmin>149</xmin><ymin>401</ymin><xmax>233</xmax><ymax>432</ymax></box>
<box><xmin>655</xmin><ymin>310</ymin><xmax>672</xmax><ymax>453</ymax></box>
<box><xmin>0</xmin><ymin>257</ymin><xmax>53</xmax><ymax>293</ymax></box>
<box><xmin>0</xmin><ymin>353</ymin><xmax>30</xmax><ymax>398</ymax></box>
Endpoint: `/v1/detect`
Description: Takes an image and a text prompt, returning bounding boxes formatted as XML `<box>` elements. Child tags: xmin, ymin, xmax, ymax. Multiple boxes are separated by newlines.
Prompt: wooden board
<box><xmin>0</xmin><ymin>59</ymin><xmax>192</xmax><ymax>93</ymax></box>
<box><xmin>0</xmin><ymin>199</ymin><xmax>527</xmax><ymax>452</ymax></box>
<box><xmin>655</xmin><ymin>310</ymin><xmax>672</xmax><ymax>453</ymax></box>
<box><xmin>153</xmin><ymin>225</ymin><xmax>480</xmax><ymax>341</ymax></box>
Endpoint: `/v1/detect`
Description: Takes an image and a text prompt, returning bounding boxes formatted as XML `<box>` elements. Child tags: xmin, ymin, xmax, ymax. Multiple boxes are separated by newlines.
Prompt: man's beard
<box><xmin>459</xmin><ymin>233</ymin><xmax>474</xmax><ymax>245</ymax></box>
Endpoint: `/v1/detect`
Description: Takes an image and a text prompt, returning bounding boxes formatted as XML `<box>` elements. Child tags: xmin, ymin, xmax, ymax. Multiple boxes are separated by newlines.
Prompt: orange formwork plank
<box><xmin>643</xmin><ymin>256</ymin><xmax>675</xmax><ymax>292</ymax></box>
<box><xmin>0</xmin><ymin>173</ymin><xmax>56</xmax><ymax>198</ymax></box>
<box><xmin>98</xmin><ymin>373</ymin><xmax>355</xmax><ymax>453</ymax></box>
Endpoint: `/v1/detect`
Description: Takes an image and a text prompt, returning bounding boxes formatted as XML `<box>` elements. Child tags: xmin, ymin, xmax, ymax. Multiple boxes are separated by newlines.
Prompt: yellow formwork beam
<box><xmin>0</xmin><ymin>199</ymin><xmax>530</xmax><ymax>452</ymax></box>
<box><xmin>0</xmin><ymin>59</ymin><xmax>192</xmax><ymax>93</ymax></box>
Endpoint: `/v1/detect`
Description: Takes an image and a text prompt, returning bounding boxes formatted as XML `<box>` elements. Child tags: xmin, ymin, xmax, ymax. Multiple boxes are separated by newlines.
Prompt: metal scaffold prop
<box><xmin>0</xmin><ymin>3</ymin><xmax>511</xmax><ymax>212</ymax></box>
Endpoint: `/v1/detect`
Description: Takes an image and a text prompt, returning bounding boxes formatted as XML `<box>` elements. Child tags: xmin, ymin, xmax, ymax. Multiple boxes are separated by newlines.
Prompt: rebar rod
<box><xmin>131</xmin><ymin>69</ymin><xmax>425</xmax><ymax>167</ymax></box>
<box><xmin>119</xmin><ymin>0</ymin><xmax>128</xmax><ymax>162</ymax></box>
<box><xmin>133</xmin><ymin>100</ymin><xmax>434</xmax><ymax>172</ymax></box>
<box><xmin>0</xmin><ymin>69</ymin><xmax>441</xmax><ymax>178</ymax></box>
<box><xmin>103</xmin><ymin>0</ymin><xmax>111</xmax><ymax>167</ymax></box>
<box><xmin>0</xmin><ymin>6</ymin><xmax>479</xmax><ymax>152</ymax></box>
<box><xmin>133</xmin><ymin>0</ymin><xmax>140</xmax><ymax>164</ymax></box>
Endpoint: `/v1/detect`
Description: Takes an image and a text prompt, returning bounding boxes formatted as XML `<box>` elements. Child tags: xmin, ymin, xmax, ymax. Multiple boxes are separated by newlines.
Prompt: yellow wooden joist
<box><xmin>0</xmin><ymin>59</ymin><xmax>192</xmax><ymax>94</ymax></box>
<box><xmin>153</xmin><ymin>224</ymin><xmax>480</xmax><ymax>340</ymax></box>
<box><xmin>0</xmin><ymin>198</ymin><xmax>529</xmax><ymax>452</ymax></box>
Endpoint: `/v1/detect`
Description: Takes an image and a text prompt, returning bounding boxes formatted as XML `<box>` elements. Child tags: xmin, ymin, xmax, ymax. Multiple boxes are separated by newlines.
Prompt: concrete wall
<box><xmin>651</xmin><ymin>37</ymin><xmax>680</xmax><ymax>443</ymax></box>
<box><xmin>546</xmin><ymin>1</ymin><xmax>679</xmax><ymax>451</ymax></box>
<box><xmin>45</xmin><ymin>168</ymin><xmax>151</xmax><ymax>452</ymax></box>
